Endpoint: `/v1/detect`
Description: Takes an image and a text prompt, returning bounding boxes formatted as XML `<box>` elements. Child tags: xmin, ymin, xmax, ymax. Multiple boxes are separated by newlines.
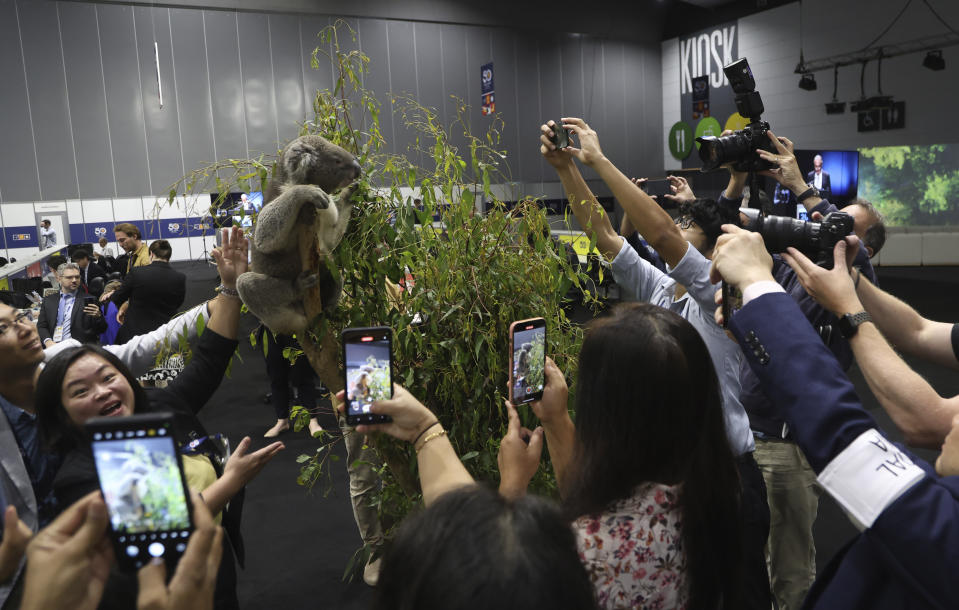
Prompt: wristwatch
<box><xmin>796</xmin><ymin>186</ymin><xmax>821</xmax><ymax>203</ymax></box>
<box><xmin>838</xmin><ymin>311</ymin><xmax>872</xmax><ymax>339</ymax></box>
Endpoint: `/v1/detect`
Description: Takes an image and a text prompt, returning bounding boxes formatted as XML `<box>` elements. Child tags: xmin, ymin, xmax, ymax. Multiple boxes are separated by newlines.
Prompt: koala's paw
<box><xmin>297</xmin><ymin>271</ymin><xmax>319</xmax><ymax>291</ymax></box>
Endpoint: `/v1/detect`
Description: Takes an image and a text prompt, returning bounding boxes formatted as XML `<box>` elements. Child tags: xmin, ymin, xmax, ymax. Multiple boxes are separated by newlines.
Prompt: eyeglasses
<box><xmin>0</xmin><ymin>311</ymin><xmax>35</xmax><ymax>336</ymax></box>
<box><xmin>674</xmin><ymin>216</ymin><xmax>695</xmax><ymax>230</ymax></box>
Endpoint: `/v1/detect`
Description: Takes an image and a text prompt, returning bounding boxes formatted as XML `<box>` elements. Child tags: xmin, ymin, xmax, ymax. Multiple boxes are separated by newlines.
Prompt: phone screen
<box><xmin>88</xmin><ymin>415</ymin><xmax>193</xmax><ymax>570</ymax></box>
<box><xmin>510</xmin><ymin>319</ymin><xmax>546</xmax><ymax>404</ymax></box>
<box><xmin>343</xmin><ymin>327</ymin><xmax>393</xmax><ymax>425</ymax></box>
<box><xmin>721</xmin><ymin>281</ymin><xmax>744</xmax><ymax>329</ymax></box>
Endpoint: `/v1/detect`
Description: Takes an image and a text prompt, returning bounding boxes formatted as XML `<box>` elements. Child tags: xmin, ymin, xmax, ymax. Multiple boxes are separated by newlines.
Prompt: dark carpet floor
<box><xmin>171</xmin><ymin>260</ymin><xmax>959</xmax><ymax>609</ymax></box>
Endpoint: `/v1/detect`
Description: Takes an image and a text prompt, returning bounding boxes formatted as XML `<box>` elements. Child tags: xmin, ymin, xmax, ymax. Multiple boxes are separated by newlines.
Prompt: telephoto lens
<box><xmin>743</xmin><ymin>211</ymin><xmax>855</xmax><ymax>269</ymax></box>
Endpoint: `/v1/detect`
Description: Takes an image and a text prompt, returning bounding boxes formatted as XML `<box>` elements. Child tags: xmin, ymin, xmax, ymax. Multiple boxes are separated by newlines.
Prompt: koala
<box><xmin>236</xmin><ymin>134</ymin><xmax>361</xmax><ymax>334</ymax></box>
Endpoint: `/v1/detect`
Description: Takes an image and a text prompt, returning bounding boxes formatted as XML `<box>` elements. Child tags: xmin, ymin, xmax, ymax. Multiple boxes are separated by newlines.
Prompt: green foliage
<box><xmin>859</xmin><ymin>144</ymin><xmax>959</xmax><ymax>225</ymax></box>
<box><xmin>164</xmin><ymin>19</ymin><xmax>595</xmax><ymax>556</ymax></box>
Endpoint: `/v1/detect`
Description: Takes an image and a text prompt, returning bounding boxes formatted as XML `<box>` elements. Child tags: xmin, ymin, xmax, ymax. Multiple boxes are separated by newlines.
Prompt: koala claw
<box><xmin>297</xmin><ymin>271</ymin><xmax>320</xmax><ymax>291</ymax></box>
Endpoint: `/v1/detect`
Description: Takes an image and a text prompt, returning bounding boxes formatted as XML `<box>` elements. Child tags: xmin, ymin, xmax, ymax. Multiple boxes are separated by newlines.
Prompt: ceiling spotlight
<box><xmin>866</xmin><ymin>95</ymin><xmax>894</xmax><ymax>110</ymax></box>
<box><xmin>923</xmin><ymin>50</ymin><xmax>945</xmax><ymax>71</ymax></box>
<box><xmin>798</xmin><ymin>72</ymin><xmax>817</xmax><ymax>91</ymax></box>
<box><xmin>825</xmin><ymin>101</ymin><xmax>846</xmax><ymax>114</ymax></box>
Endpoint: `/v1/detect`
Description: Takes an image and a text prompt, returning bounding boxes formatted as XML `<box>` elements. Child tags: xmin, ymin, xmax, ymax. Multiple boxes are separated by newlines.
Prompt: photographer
<box><xmin>784</xmin><ymin>241</ymin><xmax>959</xmax><ymax>449</ymax></box>
<box><xmin>712</xmin><ymin>226</ymin><xmax>959</xmax><ymax>610</ymax></box>
<box><xmin>720</xmin><ymin>130</ymin><xmax>886</xmax><ymax>610</ymax></box>
<box><xmin>540</xmin><ymin>118</ymin><xmax>770</xmax><ymax>609</ymax></box>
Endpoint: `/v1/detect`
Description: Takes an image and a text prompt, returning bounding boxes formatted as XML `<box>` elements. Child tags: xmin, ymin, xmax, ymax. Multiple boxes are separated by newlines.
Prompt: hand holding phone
<box><xmin>343</xmin><ymin>327</ymin><xmax>394</xmax><ymax>426</ymax></box>
<box><xmin>509</xmin><ymin>318</ymin><xmax>547</xmax><ymax>404</ymax></box>
<box><xmin>87</xmin><ymin>414</ymin><xmax>194</xmax><ymax>571</ymax></box>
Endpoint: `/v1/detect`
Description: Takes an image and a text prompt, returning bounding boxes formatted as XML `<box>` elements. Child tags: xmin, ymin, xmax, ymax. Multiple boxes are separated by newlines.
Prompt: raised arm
<box><xmin>713</xmin><ymin>227</ymin><xmax>959</xmax><ymax>608</ymax></box>
<box><xmin>355</xmin><ymin>385</ymin><xmax>474</xmax><ymax>506</ymax></box>
<box><xmin>540</xmin><ymin>122</ymin><xmax>621</xmax><ymax>261</ymax></box>
<box><xmin>561</xmin><ymin>118</ymin><xmax>688</xmax><ymax>267</ymax></box>
<box><xmin>783</xmin><ymin>241</ymin><xmax>959</xmax><ymax>448</ymax></box>
<box><xmin>856</xmin><ymin>275</ymin><xmax>959</xmax><ymax>371</ymax></box>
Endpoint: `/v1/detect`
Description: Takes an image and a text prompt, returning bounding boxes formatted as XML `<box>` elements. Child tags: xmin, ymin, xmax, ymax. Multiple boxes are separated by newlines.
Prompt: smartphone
<box><xmin>721</xmin><ymin>281</ymin><xmax>743</xmax><ymax>329</ymax></box>
<box><xmin>641</xmin><ymin>178</ymin><xmax>671</xmax><ymax>200</ymax></box>
<box><xmin>86</xmin><ymin>414</ymin><xmax>194</xmax><ymax>571</ymax></box>
<box><xmin>508</xmin><ymin>318</ymin><xmax>547</xmax><ymax>404</ymax></box>
<box><xmin>342</xmin><ymin>326</ymin><xmax>394</xmax><ymax>426</ymax></box>
<box><xmin>549</xmin><ymin>121</ymin><xmax>570</xmax><ymax>149</ymax></box>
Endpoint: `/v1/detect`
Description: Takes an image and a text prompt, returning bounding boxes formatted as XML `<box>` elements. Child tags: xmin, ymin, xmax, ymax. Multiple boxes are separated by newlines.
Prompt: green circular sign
<box><xmin>694</xmin><ymin>117</ymin><xmax>722</xmax><ymax>149</ymax></box>
<box><xmin>668</xmin><ymin>121</ymin><xmax>693</xmax><ymax>160</ymax></box>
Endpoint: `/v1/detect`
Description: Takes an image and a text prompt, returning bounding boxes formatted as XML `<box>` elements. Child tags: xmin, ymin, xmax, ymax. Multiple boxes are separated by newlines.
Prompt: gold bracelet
<box><xmin>415</xmin><ymin>427</ymin><xmax>447</xmax><ymax>453</ymax></box>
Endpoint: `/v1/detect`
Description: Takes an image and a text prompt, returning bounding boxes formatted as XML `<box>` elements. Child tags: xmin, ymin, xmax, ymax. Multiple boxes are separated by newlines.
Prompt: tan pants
<box><xmin>340</xmin><ymin>416</ymin><xmax>384</xmax><ymax>547</ymax></box>
<box><xmin>754</xmin><ymin>438</ymin><xmax>822</xmax><ymax>610</ymax></box>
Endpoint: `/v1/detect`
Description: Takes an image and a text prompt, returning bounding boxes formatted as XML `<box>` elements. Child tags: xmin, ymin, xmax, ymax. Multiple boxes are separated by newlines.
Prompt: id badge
<box><xmin>53</xmin><ymin>325</ymin><xmax>63</xmax><ymax>342</ymax></box>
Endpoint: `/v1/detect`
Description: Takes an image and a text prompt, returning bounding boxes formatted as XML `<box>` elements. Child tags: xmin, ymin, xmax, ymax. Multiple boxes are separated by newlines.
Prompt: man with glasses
<box><xmin>539</xmin><ymin>118</ymin><xmax>770</xmax><ymax>609</ymax></box>
<box><xmin>35</xmin><ymin>263</ymin><xmax>105</xmax><ymax>347</ymax></box>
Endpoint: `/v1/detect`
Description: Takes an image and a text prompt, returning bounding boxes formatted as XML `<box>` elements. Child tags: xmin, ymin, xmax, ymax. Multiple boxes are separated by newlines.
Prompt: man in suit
<box><xmin>37</xmin><ymin>263</ymin><xmax>106</xmax><ymax>347</ymax></box>
<box><xmin>806</xmin><ymin>154</ymin><xmax>831</xmax><ymax>201</ymax></box>
<box><xmin>108</xmin><ymin>240</ymin><xmax>186</xmax><ymax>345</ymax></box>
<box><xmin>71</xmin><ymin>249</ymin><xmax>106</xmax><ymax>297</ymax></box>
<box><xmin>712</xmin><ymin>226</ymin><xmax>959</xmax><ymax>609</ymax></box>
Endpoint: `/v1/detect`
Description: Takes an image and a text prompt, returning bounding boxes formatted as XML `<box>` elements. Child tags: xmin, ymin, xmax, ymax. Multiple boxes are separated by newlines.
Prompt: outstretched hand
<box><xmin>211</xmin><ymin>226</ymin><xmax>250</xmax><ymax>290</ymax></box>
<box><xmin>756</xmin><ymin>131</ymin><xmax>805</xmax><ymax>193</ymax></box>
<box><xmin>539</xmin><ymin>121</ymin><xmax>576</xmax><ymax>170</ymax></box>
<box><xmin>555</xmin><ymin>118</ymin><xmax>606</xmax><ymax>167</ymax></box>
<box><xmin>663</xmin><ymin>175</ymin><xmax>696</xmax><ymax>204</ymax></box>
<box><xmin>20</xmin><ymin>492</ymin><xmax>114</xmax><ymax>610</ymax></box>
<box><xmin>782</xmin><ymin>236</ymin><xmax>863</xmax><ymax>316</ymax></box>
<box><xmin>708</xmin><ymin>224</ymin><xmax>774</xmax><ymax>288</ymax></box>
<box><xmin>222</xmin><ymin>436</ymin><xmax>285</xmax><ymax>488</ymax></box>
<box><xmin>497</xmin><ymin>401</ymin><xmax>544</xmax><ymax>499</ymax></box>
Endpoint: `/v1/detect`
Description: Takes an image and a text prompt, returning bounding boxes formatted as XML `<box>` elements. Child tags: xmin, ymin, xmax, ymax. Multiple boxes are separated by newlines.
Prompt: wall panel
<box><xmin>0</xmin><ymin>0</ymin><xmax>40</xmax><ymax>202</ymax></box>
<box><xmin>18</xmin><ymin>1</ymin><xmax>78</xmax><ymax>200</ymax></box>
<box><xmin>204</xmin><ymin>9</ymin><xmax>247</xmax><ymax>163</ymax></box>
<box><xmin>269</xmin><ymin>13</ymin><xmax>306</xmax><ymax>145</ymax></box>
<box><xmin>238</xmin><ymin>11</ymin><xmax>278</xmax><ymax>157</ymax></box>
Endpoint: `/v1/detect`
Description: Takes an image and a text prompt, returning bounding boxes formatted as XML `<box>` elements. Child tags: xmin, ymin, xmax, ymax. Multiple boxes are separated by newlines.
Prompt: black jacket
<box><xmin>79</xmin><ymin>262</ymin><xmax>107</xmax><ymax>296</ymax></box>
<box><xmin>53</xmin><ymin>329</ymin><xmax>242</xmax><ymax>609</ymax></box>
<box><xmin>111</xmin><ymin>261</ymin><xmax>186</xmax><ymax>344</ymax></box>
<box><xmin>36</xmin><ymin>291</ymin><xmax>107</xmax><ymax>344</ymax></box>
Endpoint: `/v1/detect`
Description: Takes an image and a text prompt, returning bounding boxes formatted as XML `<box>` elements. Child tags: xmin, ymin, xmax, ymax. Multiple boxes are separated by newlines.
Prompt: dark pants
<box><xmin>738</xmin><ymin>451</ymin><xmax>774</xmax><ymax>610</ymax></box>
<box><xmin>261</xmin><ymin>329</ymin><xmax>317</xmax><ymax>419</ymax></box>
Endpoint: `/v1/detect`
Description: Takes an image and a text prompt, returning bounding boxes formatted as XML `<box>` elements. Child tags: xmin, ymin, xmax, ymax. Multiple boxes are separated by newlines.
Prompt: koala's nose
<box><xmin>351</xmin><ymin>158</ymin><xmax>362</xmax><ymax>178</ymax></box>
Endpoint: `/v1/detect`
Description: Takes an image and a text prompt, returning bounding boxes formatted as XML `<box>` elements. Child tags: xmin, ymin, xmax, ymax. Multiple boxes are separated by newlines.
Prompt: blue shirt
<box><xmin>0</xmin><ymin>395</ymin><xmax>60</xmax><ymax>528</ymax></box>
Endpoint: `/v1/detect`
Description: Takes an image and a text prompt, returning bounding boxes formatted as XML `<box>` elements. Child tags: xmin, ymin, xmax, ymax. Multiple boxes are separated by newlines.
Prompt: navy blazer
<box><xmin>36</xmin><ymin>291</ymin><xmax>107</xmax><ymax>344</ymax></box>
<box><xmin>731</xmin><ymin>292</ymin><xmax>959</xmax><ymax>610</ymax></box>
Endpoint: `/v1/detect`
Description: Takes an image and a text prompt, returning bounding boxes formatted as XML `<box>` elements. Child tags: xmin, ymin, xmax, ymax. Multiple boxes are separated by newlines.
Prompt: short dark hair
<box><xmin>148</xmin><ymin>240</ymin><xmax>172</xmax><ymax>261</ymax></box>
<box><xmin>114</xmin><ymin>222</ymin><xmax>141</xmax><ymax>239</ymax></box>
<box><xmin>848</xmin><ymin>198</ymin><xmax>886</xmax><ymax>256</ymax></box>
<box><xmin>374</xmin><ymin>485</ymin><xmax>597</xmax><ymax>610</ymax></box>
<box><xmin>41</xmin><ymin>219</ymin><xmax>51</xmax><ymax>226</ymax></box>
<box><xmin>71</xmin><ymin>249</ymin><xmax>91</xmax><ymax>262</ymax></box>
<box><xmin>36</xmin><ymin>345</ymin><xmax>149</xmax><ymax>454</ymax></box>
<box><xmin>46</xmin><ymin>255</ymin><xmax>67</xmax><ymax>271</ymax></box>
<box><xmin>679</xmin><ymin>197</ymin><xmax>740</xmax><ymax>246</ymax></box>
<box><xmin>564</xmin><ymin>302</ymin><xmax>743</xmax><ymax>609</ymax></box>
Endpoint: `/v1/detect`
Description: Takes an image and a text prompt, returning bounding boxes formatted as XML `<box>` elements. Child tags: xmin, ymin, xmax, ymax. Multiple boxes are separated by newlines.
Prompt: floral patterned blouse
<box><xmin>572</xmin><ymin>482</ymin><xmax>688</xmax><ymax>609</ymax></box>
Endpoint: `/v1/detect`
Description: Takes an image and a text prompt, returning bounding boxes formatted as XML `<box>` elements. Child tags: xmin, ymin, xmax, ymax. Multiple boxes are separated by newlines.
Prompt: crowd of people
<box><xmin>0</xmin><ymin>115</ymin><xmax>956</xmax><ymax>610</ymax></box>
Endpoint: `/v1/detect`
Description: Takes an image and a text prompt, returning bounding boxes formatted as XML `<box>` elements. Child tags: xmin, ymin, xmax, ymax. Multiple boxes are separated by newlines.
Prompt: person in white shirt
<box><xmin>39</xmin><ymin>221</ymin><xmax>57</xmax><ymax>250</ymax></box>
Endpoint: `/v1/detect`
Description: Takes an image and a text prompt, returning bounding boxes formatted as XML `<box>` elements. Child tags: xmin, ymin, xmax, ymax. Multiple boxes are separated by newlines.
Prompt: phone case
<box><xmin>342</xmin><ymin>326</ymin><xmax>394</xmax><ymax>426</ymax></box>
<box><xmin>508</xmin><ymin>318</ymin><xmax>546</xmax><ymax>404</ymax></box>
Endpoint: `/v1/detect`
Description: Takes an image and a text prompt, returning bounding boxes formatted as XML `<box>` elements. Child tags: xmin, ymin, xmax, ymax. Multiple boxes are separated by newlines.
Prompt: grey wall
<box><xmin>0</xmin><ymin>0</ymin><xmax>664</xmax><ymax>204</ymax></box>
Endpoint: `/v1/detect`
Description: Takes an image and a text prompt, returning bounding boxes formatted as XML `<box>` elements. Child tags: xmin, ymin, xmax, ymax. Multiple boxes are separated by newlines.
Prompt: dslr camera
<box><xmin>697</xmin><ymin>58</ymin><xmax>777</xmax><ymax>173</ymax></box>
<box><xmin>740</xmin><ymin>209</ymin><xmax>855</xmax><ymax>269</ymax></box>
